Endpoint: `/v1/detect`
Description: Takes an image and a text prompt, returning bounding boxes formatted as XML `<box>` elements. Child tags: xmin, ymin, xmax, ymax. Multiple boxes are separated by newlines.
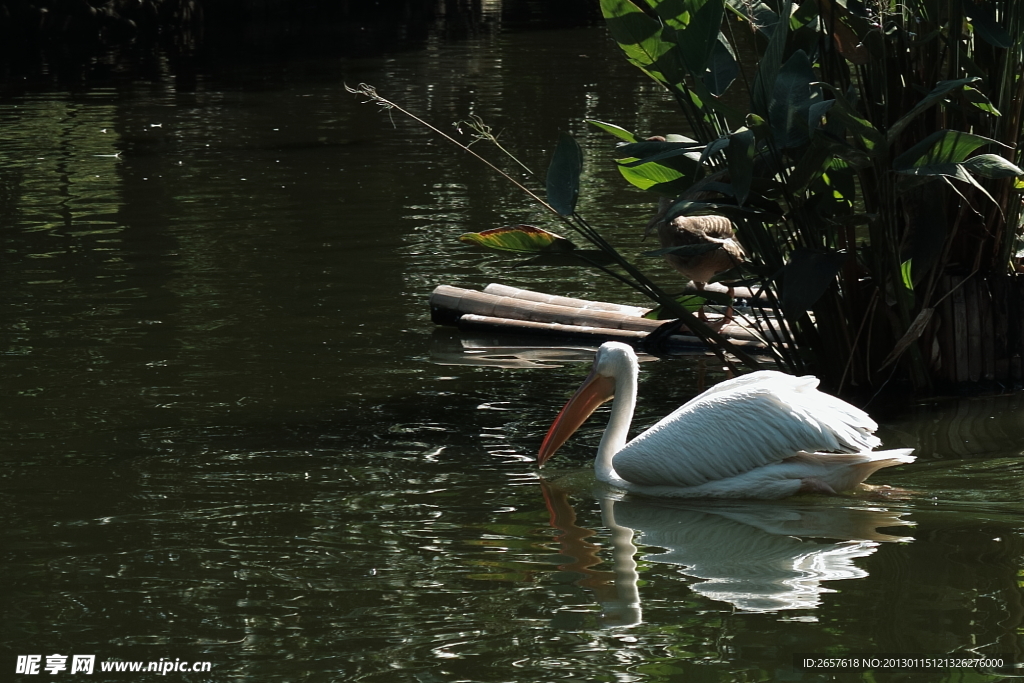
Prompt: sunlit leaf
<box><xmin>600</xmin><ymin>0</ymin><xmax>686</xmax><ymax>88</ymax></box>
<box><xmin>887</xmin><ymin>78</ymin><xmax>982</xmax><ymax>145</ymax></box>
<box><xmin>893</xmin><ymin>130</ymin><xmax>1004</xmax><ymax>173</ymax></box>
<box><xmin>816</xmin><ymin>83</ymin><xmax>884</xmax><ymax>152</ymax></box>
<box><xmin>615</xmin><ymin>157</ymin><xmax>689</xmax><ymax>193</ymax></box>
<box><xmin>643</xmin><ymin>292</ymin><xmax>731</xmax><ymax>319</ymax></box>
<box><xmin>458</xmin><ymin>225</ymin><xmax>576</xmax><ymax>254</ymax></box>
<box><xmin>546</xmin><ymin>133</ymin><xmax>584</xmax><ymax>216</ymax></box>
<box><xmin>961</xmin><ymin>154</ymin><xmax>1023</xmax><ymax>179</ymax></box>
<box><xmin>586</xmin><ymin>119</ymin><xmax>641</xmax><ymax>142</ymax></box>
<box><xmin>900</xmin><ymin>259</ymin><xmax>913</xmax><ymax>292</ymax></box>
<box><xmin>962</xmin><ymin>86</ymin><xmax>1000</xmax><ymax>116</ymax></box>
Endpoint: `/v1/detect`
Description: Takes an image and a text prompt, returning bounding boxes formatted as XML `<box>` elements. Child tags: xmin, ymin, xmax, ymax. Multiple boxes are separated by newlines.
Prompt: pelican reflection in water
<box><xmin>542</xmin><ymin>480</ymin><xmax>913</xmax><ymax>626</ymax></box>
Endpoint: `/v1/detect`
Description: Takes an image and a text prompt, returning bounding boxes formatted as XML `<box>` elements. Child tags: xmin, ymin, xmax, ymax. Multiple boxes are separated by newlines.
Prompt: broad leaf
<box><xmin>725</xmin><ymin>127</ymin><xmax>756</xmax><ymax>206</ymax></box>
<box><xmin>816</xmin><ymin>84</ymin><xmax>884</xmax><ymax>153</ymax></box>
<box><xmin>459</xmin><ymin>225</ymin><xmax>575</xmax><ymax>254</ymax></box>
<box><xmin>887</xmin><ymin>78</ymin><xmax>982</xmax><ymax>145</ymax></box>
<box><xmin>961</xmin><ymin>154</ymin><xmax>1024</xmax><ymax>179</ymax></box>
<box><xmin>893</xmin><ymin>129</ymin><xmax>1004</xmax><ymax>173</ymax></box>
<box><xmin>601</xmin><ymin>0</ymin><xmax>687</xmax><ymax>89</ymax></box>
<box><xmin>677</xmin><ymin>0</ymin><xmax>725</xmax><ymax>75</ymax></box>
<box><xmin>643</xmin><ymin>291</ymin><xmax>732</xmax><ymax>319</ymax></box>
<box><xmin>900</xmin><ymin>259</ymin><xmax>913</xmax><ymax>292</ymax></box>
<box><xmin>586</xmin><ymin>119</ymin><xmax>641</xmax><ymax>142</ymax></box>
<box><xmin>962</xmin><ymin>0</ymin><xmax>1012</xmax><ymax>48</ymax></box>
<box><xmin>778</xmin><ymin>248</ymin><xmax>849</xmax><ymax>317</ymax></box>
<box><xmin>703</xmin><ymin>36</ymin><xmax>739</xmax><ymax>96</ymax></box>
<box><xmin>546</xmin><ymin>133</ymin><xmax>584</xmax><ymax>216</ymax></box>
<box><xmin>962</xmin><ymin>86</ymin><xmax>1000</xmax><ymax>116</ymax></box>
<box><xmin>750</xmin><ymin>0</ymin><xmax>791</xmax><ymax>119</ymax></box>
<box><xmin>769</xmin><ymin>50</ymin><xmax>819</xmax><ymax>149</ymax></box>
<box><xmin>615</xmin><ymin>157</ymin><xmax>691</xmax><ymax>194</ymax></box>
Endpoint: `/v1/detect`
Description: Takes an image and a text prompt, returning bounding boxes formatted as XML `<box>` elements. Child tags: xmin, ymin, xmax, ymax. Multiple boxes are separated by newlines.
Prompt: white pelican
<box><xmin>538</xmin><ymin>342</ymin><xmax>915</xmax><ymax>499</ymax></box>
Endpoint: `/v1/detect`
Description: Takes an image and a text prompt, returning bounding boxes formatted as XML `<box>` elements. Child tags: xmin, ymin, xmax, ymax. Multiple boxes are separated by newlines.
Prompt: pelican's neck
<box><xmin>596</xmin><ymin>363</ymin><xmax>637</xmax><ymax>483</ymax></box>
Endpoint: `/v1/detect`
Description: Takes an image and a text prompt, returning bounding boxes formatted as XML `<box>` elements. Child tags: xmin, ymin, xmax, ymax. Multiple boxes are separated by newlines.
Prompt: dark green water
<box><xmin>1</xmin><ymin>22</ymin><xmax>1022</xmax><ymax>683</ymax></box>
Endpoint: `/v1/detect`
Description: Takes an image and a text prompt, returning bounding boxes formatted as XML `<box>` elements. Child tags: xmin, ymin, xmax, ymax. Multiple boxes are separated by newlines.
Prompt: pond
<box><xmin>1</xmin><ymin>12</ymin><xmax>1023</xmax><ymax>683</ymax></box>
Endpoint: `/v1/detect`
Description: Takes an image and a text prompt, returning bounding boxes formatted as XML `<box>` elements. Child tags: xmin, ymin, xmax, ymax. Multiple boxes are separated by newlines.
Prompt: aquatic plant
<box><xmin>594</xmin><ymin>0</ymin><xmax>1024</xmax><ymax>392</ymax></box>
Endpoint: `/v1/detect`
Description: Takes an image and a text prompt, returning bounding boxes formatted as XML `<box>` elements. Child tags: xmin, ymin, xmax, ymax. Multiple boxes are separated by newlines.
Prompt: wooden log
<box><xmin>457</xmin><ymin>313</ymin><xmax>648</xmax><ymax>343</ymax></box>
<box><xmin>430</xmin><ymin>285</ymin><xmax>664</xmax><ymax>332</ymax></box>
<box><xmin>482</xmin><ymin>283</ymin><xmax>650</xmax><ymax>316</ymax></box>
<box><xmin>455</xmin><ymin>314</ymin><xmax>768</xmax><ymax>352</ymax></box>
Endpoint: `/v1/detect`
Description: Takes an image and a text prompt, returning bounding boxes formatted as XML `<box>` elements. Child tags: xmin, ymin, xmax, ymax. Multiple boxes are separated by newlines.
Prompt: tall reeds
<box><xmin>597</xmin><ymin>0</ymin><xmax>1024</xmax><ymax>392</ymax></box>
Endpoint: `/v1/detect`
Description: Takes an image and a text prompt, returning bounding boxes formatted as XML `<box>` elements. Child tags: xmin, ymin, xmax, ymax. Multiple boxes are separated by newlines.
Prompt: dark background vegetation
<box><xmin>0</xmin><ymin>0</ymin><xmax>604</xmax><ymax>90</ymax></box>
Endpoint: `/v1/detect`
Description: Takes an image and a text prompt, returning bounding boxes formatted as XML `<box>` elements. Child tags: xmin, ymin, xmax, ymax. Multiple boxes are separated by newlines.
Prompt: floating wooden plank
<box><xmin>482</xmin><ymin>283</ymin><xmax>650</xmax><ymax>316</ymax></box>
<box><xmin>455</xmin><ymin>314</ymin><xmax>767</xmax><ymax>352</ymax></box>
<box><xmin>430</xmin><ymin>284</ymin><xmax>770</xmax><ymax>352</ymax></box>
<box><xmin>430</xmin><ymin>284</ymin><xmax>664</xmax><ymax>332</ymax></box>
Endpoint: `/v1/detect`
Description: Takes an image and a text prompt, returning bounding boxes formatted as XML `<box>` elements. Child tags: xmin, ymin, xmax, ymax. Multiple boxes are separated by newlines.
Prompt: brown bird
<box><xmin>646</xmin><ymin>213</ymin><xmax>745</xmax><ymax>324</ymax></box>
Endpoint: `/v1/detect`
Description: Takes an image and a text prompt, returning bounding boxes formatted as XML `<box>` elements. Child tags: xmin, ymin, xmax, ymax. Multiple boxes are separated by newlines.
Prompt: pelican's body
<box><xmin>538</xmin><ymin>343</ymin><xmax>915</xmax><ymax>499</ymax></box>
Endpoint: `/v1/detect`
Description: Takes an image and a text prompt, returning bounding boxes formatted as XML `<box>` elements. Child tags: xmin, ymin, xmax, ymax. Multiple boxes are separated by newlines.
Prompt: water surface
<box><xmin>1</xmin><ymin>20</ymin><xmax>1022</xmax><ymax>683</ymax></box>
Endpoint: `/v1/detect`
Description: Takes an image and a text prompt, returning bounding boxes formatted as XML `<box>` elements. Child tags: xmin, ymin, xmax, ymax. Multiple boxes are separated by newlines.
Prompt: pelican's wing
<box><xmin>612</xmin><ymin>371</ymin><xmax>882</xmax><ymax>488</ymax></box>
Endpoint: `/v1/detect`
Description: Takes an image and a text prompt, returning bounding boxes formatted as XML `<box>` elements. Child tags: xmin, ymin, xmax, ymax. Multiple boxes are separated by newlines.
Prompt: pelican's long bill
<box><xmin>538</xmin><ymin>369</ymin><xmax>615</xmax><ymax>467</ymax></box>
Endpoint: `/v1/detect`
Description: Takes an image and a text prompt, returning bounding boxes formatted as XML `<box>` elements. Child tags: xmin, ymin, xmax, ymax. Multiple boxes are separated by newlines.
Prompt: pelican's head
<box><xmin>538</xmin><ymin>342</ymin><xmax>637</xmax><ymax>467</ymax></box>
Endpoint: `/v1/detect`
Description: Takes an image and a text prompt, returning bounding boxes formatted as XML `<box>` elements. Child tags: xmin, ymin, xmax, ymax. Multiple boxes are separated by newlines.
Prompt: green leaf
<box><xmin>886</xmin><ymin>78</ymin><xmax>982</xmax><ymax>146</ymax></box>
<box><xmin>601</xmin><ymin>0</ymin><xmax>686</xmax><ymax>89</ymax></box>
<box><xmin>778</xmin><ymin>248</ymin><xmax>848</xmax><ymax>317</ymax></box>
<box><xmin>962</xmin><ymin>87</ymin><xmax>1000</xmax><ymax>116</ymax></box>
<box><xmin>769</xmin><ymin>49</ymin><xmax>818</xmax><ymax>149</ymax></box>
<box><xmin>750</xmin><ymin>0</ymin><xmax>791</xmax><ymax>119</ymax></box>
<box><xmin>642</xmin><ymin>291</ymin><xmax>732</xmax><ymax>319</ymax></box>
<box><xmin>725</xmin><ymin>127</ymin><xmax>756</xmax><ymax>206</ymax></box>
<box><xmin>459</xmin><ymin>225</ymin><xmax>575</xmax><ymax>254</ymax></box>
<box><xmin>900</xmin><ymin>259</ymin><xmax>913</xmax><ymax>292</ymax></box>
<box><xmin>962</xmin><ymin>0</ymin><xmax>1012</xmax><ymax>48</ymax></box>
<box><xmin>585</xmin><ymin>119</ymin><xmax>641</xmax><ymax>142</ymax></box>
<box><xmin>961</xmin><ymin>154</ymin><xmax>1024</xmax><ymax>179</ymax></box>
<box><xmin>816</xmin><ymin>84</ymin><xmax>884</xmax><ymax>153</ymax></box>
<box><xmin>703</xmin><ymin>36</ymin><xmax>738</xmax><ymax>96</ymax></box>
<box><xmin>546</xmin><ymin>133</ymin><xmax>584</xmax><ymax>216</ymax></box>
<box><xmin>677</xmin><ymin>0</ymin><xmax>725</xmax><ymax>75</ymax></box>
<box><xmin>615</xmin><ymin>157</ymin><xmax>689</xmax><ymax>193</ymax></box>
<box><xmin>893</xmin><ymin>129</ymin><xmax>1004</xmax><ymax>173</ymax></box>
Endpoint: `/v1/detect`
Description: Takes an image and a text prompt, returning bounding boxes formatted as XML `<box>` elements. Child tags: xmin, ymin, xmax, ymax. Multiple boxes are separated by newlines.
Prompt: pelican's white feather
<box><xmin>538</xmin><ymin>342</ymin><xmax>915</xmax><ymax>499</ymax></box>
